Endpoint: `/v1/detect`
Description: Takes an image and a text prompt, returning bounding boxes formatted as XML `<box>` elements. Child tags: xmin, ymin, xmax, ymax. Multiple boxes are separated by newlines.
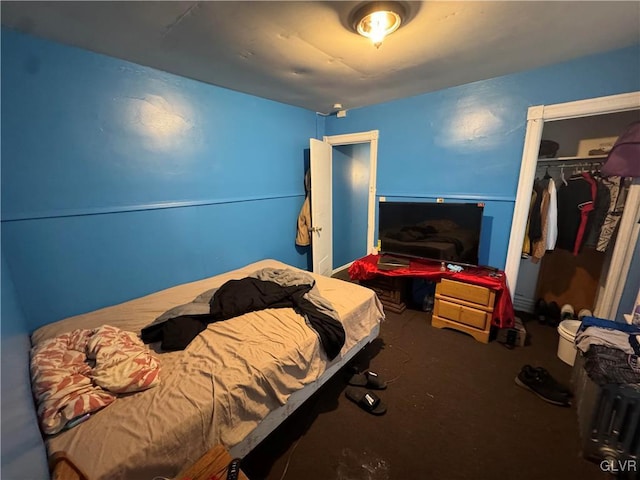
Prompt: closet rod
<box><xmin>537</xmin><ymin>156</ymin><xmax>606</xmax><ymax>163</ymax></box>
<box><xmin>536</xmin><ymin>160</ymin><xmax>606</xmax><ymax>169</ymax></box>
<box><xmin>537</xmin><ymin>154</ymin><xmax>608</xmax><ymax>162</ymax></box>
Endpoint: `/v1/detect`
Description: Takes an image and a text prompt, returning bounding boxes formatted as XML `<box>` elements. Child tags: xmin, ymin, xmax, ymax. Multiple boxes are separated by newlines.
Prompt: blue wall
<box><xmin>333</xmin><ymin>144</ymin><xmax>370</xmax><ymax>268</ymax></box>
<box><xmin>1</xmin><ymin>254</ymin><xmax>49</xmax><ymax>480</ymax></box>
<box><xmin>1</xmin><ymin>29</ymin><xmax>318</xmax><ymax>330</ymax></box>
<box><xmin>326</xmin><ymin>45</ymin><xmax>640</xmax><ymax>269</ymax></box>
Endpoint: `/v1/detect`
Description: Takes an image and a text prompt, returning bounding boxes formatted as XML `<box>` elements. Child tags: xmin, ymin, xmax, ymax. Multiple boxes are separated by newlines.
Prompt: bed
<box><xmin>31</xmin><ymin>259</ymin><xmax>384</xmax><ymax>480</ymax></box>
<box><xmin>379</xmin><ymin>219</ymin><xmax>479</xmax><ymax>263</ymax></box>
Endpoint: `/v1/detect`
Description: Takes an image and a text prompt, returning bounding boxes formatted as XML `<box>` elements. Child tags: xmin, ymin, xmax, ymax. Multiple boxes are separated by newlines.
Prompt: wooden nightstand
<box><xmin>174</xmin><ymin>445</ymin><xmax>249</xmax><ymax>480</ymax></box>
<box><xmin>432</xmin><ymin>278</ymin><xmax>496</xmax><ymax>343</ymax></box>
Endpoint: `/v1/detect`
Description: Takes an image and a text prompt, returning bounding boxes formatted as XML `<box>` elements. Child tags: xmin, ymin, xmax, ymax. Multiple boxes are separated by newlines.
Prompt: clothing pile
<box><xmin>575</xmin><ymin>316</ymin><xmax>640</xmax><ymax>386</ymax></box>
<box><xmin>141</xmin><ymin>267</ymin><xmax>346</xmax><ymax>360</ymax></box>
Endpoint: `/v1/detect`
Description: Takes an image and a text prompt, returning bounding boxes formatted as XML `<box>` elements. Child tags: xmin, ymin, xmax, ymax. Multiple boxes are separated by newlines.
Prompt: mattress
<box><xmin>31</xmin><ymin>259</ymin><xmax>384</xmax><ymax>480</ymax></box>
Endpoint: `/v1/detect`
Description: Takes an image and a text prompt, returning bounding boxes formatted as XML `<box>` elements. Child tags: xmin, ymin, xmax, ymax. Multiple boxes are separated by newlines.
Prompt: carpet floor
<box><xmin>241</xmin><ymin>279</ymin><xmax>607</xmax><ymax>480</ymax></box>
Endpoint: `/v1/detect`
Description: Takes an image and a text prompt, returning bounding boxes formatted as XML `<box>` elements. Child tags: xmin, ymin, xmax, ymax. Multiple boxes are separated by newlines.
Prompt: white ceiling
<box><xmin>2</xmin><ymin>1</ymin><xmax>639</xmax><ymax>114</ymax></box>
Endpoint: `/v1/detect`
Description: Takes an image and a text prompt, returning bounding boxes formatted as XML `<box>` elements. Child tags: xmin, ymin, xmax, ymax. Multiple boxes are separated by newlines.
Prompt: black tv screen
<box><xmin>378</xmin><ymin>201</ymin><xmax>484</xmax><ymax>266</ymax></box>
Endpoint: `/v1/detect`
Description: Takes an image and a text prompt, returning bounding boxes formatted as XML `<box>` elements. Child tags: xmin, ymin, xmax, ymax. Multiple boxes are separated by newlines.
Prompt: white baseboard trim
<box><xmin>332</xmin><ymin>261</ymin><xmax>354</xmax><ymax>276</ymax></box>
<box><xmin>513</xmin><ymin>294</ymin><xmax>536</xmax><ymax>314</ymax></box>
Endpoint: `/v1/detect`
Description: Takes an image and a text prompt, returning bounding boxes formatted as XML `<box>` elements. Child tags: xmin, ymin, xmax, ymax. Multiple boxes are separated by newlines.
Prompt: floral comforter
<box><xmin>31</xmin><ymin>325</ymin><xmax>160</xmax><ymax>435</ymax></box>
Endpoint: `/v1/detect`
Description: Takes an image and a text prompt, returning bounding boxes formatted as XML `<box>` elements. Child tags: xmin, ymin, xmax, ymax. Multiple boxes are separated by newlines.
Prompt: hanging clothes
<box><xmin>572</xmin><ymin>172</ymin><xmax>597</xmax><ymax>255</ymax></box>
<box><xmin>531</xmin><ymin>178</ymin><xmax>551</xmax><ymax>263</ymax></box>
<box><xmin>556</xmin><ymin>174</ymin><xmax>593</xmax><ymax>255</ymax></box>
<box><xmin>584</xmin><ymin>173</ymin><xmax>611</xmax><ymax>249</ymax></box>
<box><xmin>545</xmin><ymin>177</ymin><xmax>558</xmax><ymax>251</ymax></box>
<box><xmin>529</xmin><ymin>179</ymin><xmax>545</xmax><ymax>244</ymax></box>
<box><xmin>597</xmin><ymin>176</ymin><xmax>625</xmax><ymax>253</ymax></box>
<box><xmin>522</xmin><ymin>189</ymin><xmax>538</xmax><ymax>258</ymax></box>
<box><xmin>296</xmin><ymin>170</ymin><xmax>312</xmax><ymax>247</ymax></box>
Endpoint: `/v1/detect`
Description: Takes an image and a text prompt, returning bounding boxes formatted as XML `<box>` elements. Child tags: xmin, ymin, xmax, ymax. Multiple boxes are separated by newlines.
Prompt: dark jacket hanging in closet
<box><xmin>572</xmin><ymin>172</ymin><xmax>597</xmax><ymax>255</ymax></box>
<box><xmin>528</xmin><ymin>179</ymin><xmax>546</xmax><ymax>243</ymax></box>
<box><xmin>584</xmin><ymin>175</ymin><xmax>611</xmax><ymax>248</ymax></box>
<box><xmin>556</xmin><ymin>174</ymin><xmax>594</xmax><ymax>254</ymax></box>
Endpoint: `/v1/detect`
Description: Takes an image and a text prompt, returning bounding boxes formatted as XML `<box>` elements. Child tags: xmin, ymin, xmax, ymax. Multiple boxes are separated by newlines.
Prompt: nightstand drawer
<box><xmin>435</xmin><ymin>299</ymin><xmax>489</xmax><ymax>330</ymax></box>
<box><xmin>437</xmin><ymin>278</ymin><xmax>492</xmax><ymax>307</ymax></box>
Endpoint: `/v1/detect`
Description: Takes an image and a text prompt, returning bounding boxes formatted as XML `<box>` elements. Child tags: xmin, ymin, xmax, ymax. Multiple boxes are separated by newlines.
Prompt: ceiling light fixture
<box><xmin>352</xmin><ymin>1</ymin><xmax>406</xmax><ymax>49</ymax></box>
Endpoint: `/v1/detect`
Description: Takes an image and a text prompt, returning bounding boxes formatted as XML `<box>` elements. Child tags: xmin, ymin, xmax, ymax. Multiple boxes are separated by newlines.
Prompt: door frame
<box><xmin>505</xmin><ymin>91</ymin><xmax>640</xmax><ymax>319</ymax></box>
<box><xmin>323</xmin><ymin>130</ymin><xmax>379</xmax><ymax>273</ymax></box>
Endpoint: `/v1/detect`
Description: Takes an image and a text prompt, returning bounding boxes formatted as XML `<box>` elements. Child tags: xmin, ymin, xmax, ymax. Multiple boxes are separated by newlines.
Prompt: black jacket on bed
<box><xmin>141</xmin><ymin>278</ymin><xmax>345</xmax><ymax>360</ymax></box>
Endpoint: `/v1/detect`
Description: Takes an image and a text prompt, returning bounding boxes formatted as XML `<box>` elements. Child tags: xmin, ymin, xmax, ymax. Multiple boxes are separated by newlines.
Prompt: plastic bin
<box><xmin>557</xmin><ymin>319</ymin><xmax>581</xmax><ymax>366</ymax></box>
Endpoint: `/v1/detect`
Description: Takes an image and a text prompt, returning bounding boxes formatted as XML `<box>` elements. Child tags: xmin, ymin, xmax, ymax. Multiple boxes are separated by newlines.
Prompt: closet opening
<box><xmin>505</xmin><ymin>92</ymin><xmax>640</xmax><ymax>326</ymax></box>
<box><xmin>513</xmin><ymin>108</ymin><xmax>637</xmax><ymax>324</ymax></box>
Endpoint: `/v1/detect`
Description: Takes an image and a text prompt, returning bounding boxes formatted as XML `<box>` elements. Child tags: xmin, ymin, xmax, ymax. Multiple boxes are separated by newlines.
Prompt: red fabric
<box><xmin>349</xmin><ymin>255</ymin><xmax>515</xmax><ymax>329</ymax></box>
<box><xmin>573</xmin><ymin>173</ymin><xmax>596</xmax><ymax>255</ymax></box>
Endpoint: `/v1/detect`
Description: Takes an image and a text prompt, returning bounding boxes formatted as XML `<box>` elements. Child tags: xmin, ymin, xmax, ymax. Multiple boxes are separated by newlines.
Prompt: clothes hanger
<box><xmin>560</xmin><ymin>166</ymin><xmax>568</xmax><ymax>186</ymax></box>
<box><xmin>544</xmin><ymin>166</ymin><xmax>552</xmax><ymax>180</ymax></box>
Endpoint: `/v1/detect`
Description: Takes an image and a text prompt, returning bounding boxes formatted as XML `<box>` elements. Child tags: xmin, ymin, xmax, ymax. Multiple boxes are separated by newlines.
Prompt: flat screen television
<box><xmin>378</xmin><ymin>201</ymin><xmax>484</xmax><ymax>266</ymax></box>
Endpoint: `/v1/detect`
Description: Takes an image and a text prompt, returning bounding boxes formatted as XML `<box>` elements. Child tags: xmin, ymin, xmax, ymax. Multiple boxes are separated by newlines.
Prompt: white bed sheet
<box><xmin>31</xmin><ymin>259</ymin><xmax>384</xmax><ymax>480</ymax></box>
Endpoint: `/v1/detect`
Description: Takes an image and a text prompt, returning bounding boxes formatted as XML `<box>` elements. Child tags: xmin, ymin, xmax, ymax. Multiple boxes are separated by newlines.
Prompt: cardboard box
<box><xmin>576</xmin><ymin>137</ymin><xmax>618</xmax><ymax>157</ymax></box>
<box><xmin>497</xmin><ymin>316</ymin><xmax>527</xmax><ymax>347</ymax></box>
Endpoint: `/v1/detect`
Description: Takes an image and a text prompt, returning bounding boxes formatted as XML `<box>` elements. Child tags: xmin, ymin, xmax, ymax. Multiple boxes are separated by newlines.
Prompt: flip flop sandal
<box><xmin>348</xmin><ymin>370</ymin><xmax>387</xmax><ymax>390</ymax></box>
<box><xmin>345</xmin><ymin>387</ymin><xmax>387</xmax><ymax>415</ymax></box>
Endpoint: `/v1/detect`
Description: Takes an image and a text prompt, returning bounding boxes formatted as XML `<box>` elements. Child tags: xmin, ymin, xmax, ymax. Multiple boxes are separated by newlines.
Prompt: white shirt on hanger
<box><xmin>545</xmin><ymin>178</ymin><xmax>558</xmax><ymax>250</ymax></box>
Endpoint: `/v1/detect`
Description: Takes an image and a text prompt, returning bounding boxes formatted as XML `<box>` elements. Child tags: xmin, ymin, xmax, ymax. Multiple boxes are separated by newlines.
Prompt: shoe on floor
<box><xmin>546</xmin><ymin>301</ymin><xmax>561</xmax><ymax>327</ymax></box>
<box><xmin>534</xmin><ymin>298</ymin><xmax>548</xmax><ymax>324</ymax></box>
<box><xmin>345</xmin><ymin>387</ymin><xmax>387</xmax><ymax>415</ymax></box>
<box><xmin>515</xmin><ymin>365</ymin><xmax>571</xmax><ymax>406</ymax></box>
<box><xmin>348</xmin><ymin>370</ymin><xmax>388</xmax><ymax>390</ymax></box>
<box><xmin>561</xmin><ymin>304</ymin><xmax>575</xmax><ymax>321</ymax></box>
<box><xmin>531</xmin><ymin>366</ymin><xmax>573</xmax><ymax>398</ymax></box>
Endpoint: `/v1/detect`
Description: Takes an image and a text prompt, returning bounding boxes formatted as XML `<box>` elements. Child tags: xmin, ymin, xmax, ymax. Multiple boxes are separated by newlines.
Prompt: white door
<box><xmin>310</xmin><ymin>138</ymin><xmax>333</xmax><ymax>276</ymax></box>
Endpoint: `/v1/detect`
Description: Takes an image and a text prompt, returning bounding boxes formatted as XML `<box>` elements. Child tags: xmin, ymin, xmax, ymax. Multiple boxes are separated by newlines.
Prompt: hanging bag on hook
<box><xmin>601</xmin><ymin>121</ymin><xmax>640</xmax><ymax>178</ymax></box>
